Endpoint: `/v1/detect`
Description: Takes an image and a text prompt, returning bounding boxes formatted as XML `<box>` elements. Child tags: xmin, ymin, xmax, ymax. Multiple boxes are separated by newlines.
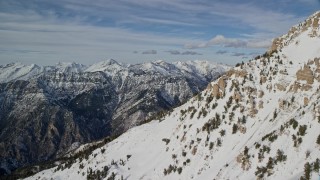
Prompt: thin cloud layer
<box><xmin>216</xmin><ymin>50</ymin><xmax>228</xmax><ymax>54</ymax></box>
<box><xmin>232</xmin><ymin>52</ymin><xmax>246</xmax><ymax>57</ymax></box>
<box><xmin>0</xmin><ymin>0</ymin><xmax>318</xmax><ymax>65</ymax></box>
<box><xmin>166</xmin><ymin>50</ymin><xmax>201</xmax><ymax>55</ymax></box>
<box><xmin>181</xmin><ymin>51</ymin><xmax>202</xmax><ymax>55</ymax></box>
<box><xmin>142</xmin><ymin>50</ymin><xmax>157</xmax><ymax>54</ymax></box>
<box><xmin>185</xmin><ymin>35</ymin><xmax>272</xmax><ymax>49</ymax></box>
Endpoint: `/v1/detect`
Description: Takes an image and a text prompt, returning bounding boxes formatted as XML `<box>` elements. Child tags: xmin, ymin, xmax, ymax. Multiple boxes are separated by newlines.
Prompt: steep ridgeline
<box><xmin>23</xmin><ymin>11</ymin><xmax>320</xmax><ymax>180</ymax></box>
<box><xmin>0</xmin><ymin>60</ymin><xmax>228</xmax><ymax>175</ymax></box>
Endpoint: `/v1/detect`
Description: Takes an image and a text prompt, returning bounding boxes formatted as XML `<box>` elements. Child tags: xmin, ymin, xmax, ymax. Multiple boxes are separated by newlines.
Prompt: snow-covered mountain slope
<box><xmin>0</xmin><ymin>60</ymin><xmax>228</xmax><ymax>176</ymax></box>
<box><xmin>22</xmin><ymin>11</ymin><xmax>320</xmax><ymax>180</ymax></box>
<box><xmin>0</xmin><ymin>63</ymin><xmax>43</xmax><ymax>83</ymax></box>
<box><xmin>54</xmin><ymin>62</ymin><xmax>87</xmax><ymax>74</ymax></box>
<box><xmin>0</xmin><ymin>62</ymin><xmax>88</xmax><ymax>83</ymax></box>
<box><xmin>85</xmin><ymin>59</ymin><xmax>126</xmax><ymax>76</ymax></box>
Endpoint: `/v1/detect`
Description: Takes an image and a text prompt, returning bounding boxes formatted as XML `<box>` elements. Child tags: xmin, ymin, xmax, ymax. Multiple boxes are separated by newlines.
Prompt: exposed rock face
<box><xmin>278</xmin><ymin>99</ymin><xmax>285</xmax><ymax>109</ymax></box>
<box><xmin>210</xmin><ymin>76</ymin><xmax>227</xmax><ymax>98</ymax></box>
<box><xmin>258</xmin><ymin>90</ymin><xmax>264</xmax><ymax>98</ymax></box>
<box><xmin>270</xmin><ymin>37</ymin><xmax>281</xmax><ymax>52</ymax></box>
<box><xmin>290</xmin><ymin>81</ymin><xmax>313</xmax><ymax>92</ymax></box>
<box><xmin>290</xmin><ymin>57</ymin><xmax>320</xmax><ymax>92</ymax></box>
<box><xmin>211</xmin><ymin>84</ymin><xmax>220</xmax><ymax>98</ymax></box>
<box><xmin>217</xmin><ymin>78</ymin><xmax>226</xmax><ymax>91</ymax></box>
<box><xmin>258</xmin><ymin>100</ymin><xmax>264</xmax><ymax>109</ymax></box>
<box><xmin>226</xmin><ymin>69</ymin><xmax>247</xmax><ymax>78</ymax></box>
<box><xmin>275</xmin><ymin>83</ymin><xmax>286</xmax><ymax>91</ymax></box>
<box><xmin>296</xmin><ymin>65</ymin><xmax>314</xmax><ymax>84</ymax></box>
<box><xmin>304</xmin><ymin>97</ymin><xmax>309</xmax><ymax>106</ymax></box>
<box><xmin>248</xmin><ymin>95</ymin><xmax>258</xmax><ymax>117</ymax></box>
<box><xmin>238</xmin><ymin>125</ymin><xmax>246</xmax><ymax>134</ymax></box>
<box><xmin>313</xmin><ymin>13</ymin><xmax>320</xmax><ymax>27</ymax></box>
<box><xmin>0</xmin><ymin>60</ymin><xmax>229</xmax><ymax>175</ymax></box>
<box><xmin>314</xmin><ymin>58</ymin><xmax>320</xmax><ymax>81</ymax></box>
<box><xmin>260</xmin><ymin>76</ymin><xmax>267</xmax><ymax>84</ymax></box>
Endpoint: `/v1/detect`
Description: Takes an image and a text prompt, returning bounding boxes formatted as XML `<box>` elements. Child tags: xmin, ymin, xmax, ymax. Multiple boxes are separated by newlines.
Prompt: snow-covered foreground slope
<box><xmin>24</xmin><ymin>11</ymin><xmax>320</xmax><ymax>180</ymax></box>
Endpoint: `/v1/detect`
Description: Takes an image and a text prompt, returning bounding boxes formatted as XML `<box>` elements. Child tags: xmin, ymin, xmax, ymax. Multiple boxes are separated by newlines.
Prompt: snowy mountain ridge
<box><xmin>0</xmin><ymin>60</ymin><xmax>229</xmax><ymax>176</ymax></box>
<box><xmin>0</xmin><ymin>62</ymin><xmax>43</xmax><ymax>83</ymax></box>
<box><xmin>270</xmin><ymin>10</ymin><xmax>320</xmax><ymax>53</ymax></box>
<box><xmin>21</xmin><ymin>11</ymin><xmax>320</xmax><ymax>180</ymax></box>
<box><xmin>0</xmin><ymin>60</ymin><xmax>228</xmax><ymax>84</ymax></box>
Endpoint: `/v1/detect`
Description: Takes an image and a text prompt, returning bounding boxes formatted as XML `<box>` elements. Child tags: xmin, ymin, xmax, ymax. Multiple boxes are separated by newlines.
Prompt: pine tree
<box><xmin>276</xmin><ymin>149</ymin><xmax>287</xmax><ymax>163</ymax></box>
<box><xmin>314</xmin><ymin>158</ymin><xmax>320</xmax><ymax>173</ymax></box>
<box><xmin>316</xmin><ymin>134</ymin><xmax>320</xmax><ymax>145</ymax></box>
<box><xmin>232</xmin><ymin>124</ymin><xmax>238</xmax><ymax>134</ymax></box>
<box><xmin>304</xmin><ymin>162</ymin><xmax>311</xmax><ymax>180</ymax></box>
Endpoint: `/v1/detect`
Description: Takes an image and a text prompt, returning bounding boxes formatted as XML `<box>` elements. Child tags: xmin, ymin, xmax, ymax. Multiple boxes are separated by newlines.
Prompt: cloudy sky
<box><xmin>0</xmin><ymin>0</ymin><xmax>319</xmax><ymax>65</ymax></box>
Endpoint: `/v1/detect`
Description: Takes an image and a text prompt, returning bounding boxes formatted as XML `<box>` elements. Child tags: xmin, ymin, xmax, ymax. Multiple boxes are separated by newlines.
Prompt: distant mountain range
<box><xmin>0</xmin><ymin>59</ymin><xmax>229</xmax><ymax>175</ymax></box>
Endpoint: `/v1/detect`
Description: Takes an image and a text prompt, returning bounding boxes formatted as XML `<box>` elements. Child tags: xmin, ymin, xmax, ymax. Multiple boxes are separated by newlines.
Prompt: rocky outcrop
<box><xmin>296</xmin><ymin>65</ymin><xmax>314</xmax><ymax>84</ymax></box>
<box><xmin>260</xmin><ymin>76</ymin><xmax>267</xmax><ymax>84</ymax></box>
<box><xmin>210</xmin><ymin>76</ymin><xmax>227</xmax><ymax>98</ymax></box>
<box><xmin>270</xmin><ymin>38</ymin><xmax>282</xmax><ymax>52</ymax></box>
<box><xmin>211</xmin><ymin>84</ymin><xmax>221</xmax><ymax>98</ymax></box>
<box><xmin>275</xmin><ymin>83</ymin><xmax>286</xmax><ymax>91</ymax></box>
<box><xmin>258</xmin><ymin>90</ymin><xmax>264</xmax><ymax>98</ymax></box>
<box><xmin>304</xmin><ymin>97</ymin><xmax>309</xmax><ymax>106</ymax></box>
<box><xmin>233</xmin><ymin>92</ymin><xmax>242</xmax><ymax>102</ymax></box>
<box><xmin>278</xmin><ymin>99</ymin><xmax>286</xmax><ymax>110</ymax></box>
<box><xmin>289</xmin><ymin>81</ymin><xmax>313</xmax><ymax>92</ymax></box>
<box><xmin>258</xmin><ymin>100</ymin><xmax>264</xmax><ymax>109</ymax></box>
<box><xmin>226</xmin><ymin>69</ymin><xmax>247</xmax><ymax>78</ymax></box>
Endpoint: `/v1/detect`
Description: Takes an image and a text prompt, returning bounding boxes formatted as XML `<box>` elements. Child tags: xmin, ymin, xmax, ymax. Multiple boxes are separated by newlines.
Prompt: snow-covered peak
<box><xmin>174</xmin><ymin>60</ymin><xmax>230</xmax><ymax>77</ymax></box>
<box><xmin>0</xmin><ymin>62</ymin><xmax>43</xmax><ymax>83</ymax></box>
<box><xmin>55</xmin><ymin>62</ymin><xmax>87</xmax><ymax>73</ymax></box>
<box><xmin>0</xmin><ymin>60</ymin><xmax>228</xmax><ymax>84</ymax></box>
<box><xmin>270</xmin><ymin>11</ymin><xmax>320</xmax><ymax>52</ymax></box>
<box><xmin>85</xmin><ymin>59</ymin><xmax>126</xmax><ymax>75</ymax></box>
<box><xmin>281</xmin><ymin>25</ymin><xmax>320</xmax><ymax>64</ymax></box>
<box><xmin>131</xmin><ymin>61</ymin><xmax>177</xmax><ymax>76</ymax></box>
<box><xmin>153</xmin><ymin>59</ymin><xmax>167</xmax><ymax>64</ymax></box>
<box><xmin>266</xmin><ymin>11</ymin><xmax>320</xmax><ymax>65</ymax></box>
<box><xmin>127</xmin><ymin>60</ymin><xmax>230</xmax><ymax>77</ymax></box>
